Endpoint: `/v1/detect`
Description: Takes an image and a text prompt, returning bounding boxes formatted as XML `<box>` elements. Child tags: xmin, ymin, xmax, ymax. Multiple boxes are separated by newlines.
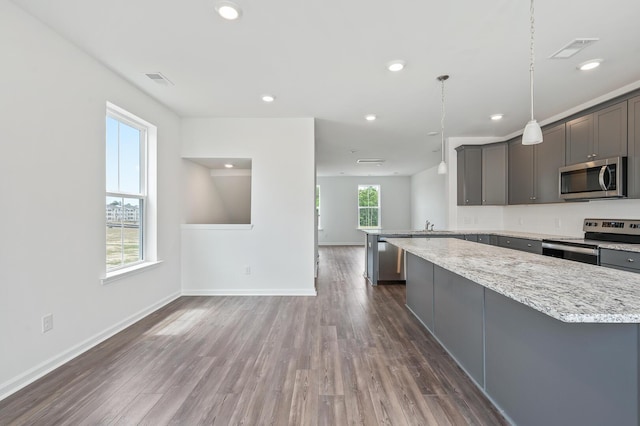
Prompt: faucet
<box><xmin>425</xmin><ymin>220</ymin><xmax>431</xmax><ymax>230</ymax></box>
<box><xmin>430</xmin><ymin>224</ymin><xmax>435</xmax><ymax>231</ymax></box>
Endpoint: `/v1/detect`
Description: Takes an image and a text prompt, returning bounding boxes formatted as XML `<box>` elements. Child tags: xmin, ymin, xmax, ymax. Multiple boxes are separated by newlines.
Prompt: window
<box><xmin>316</xmin><ymin>185</ymin><xmax>321</xmax><ymax>229</ymax></box>
<box><xmin>106</xmin><ymin>107</ymin><xmax>147</xmax><ymax>271</ymax></box>
<box><xmin>358</xmin><ymin>185</ymin><xmax>380</xmax><ymax>228</ymax></box>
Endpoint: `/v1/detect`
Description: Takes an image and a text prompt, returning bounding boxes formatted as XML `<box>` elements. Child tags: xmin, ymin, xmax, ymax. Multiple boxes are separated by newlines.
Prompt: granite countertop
<box><xmin>386</xmin><ymin>237</ymin><xmax>640</xmax><ymax>324</ymax></box>
<box><xmin>598</xmin><ymin>242</ymin><xmax>640</xmax><ymax>253</ymax></box>
<box><xmin>360</xmin><ymin>228</ymin><xmax>576</xmax><ymax>241</ymax></box>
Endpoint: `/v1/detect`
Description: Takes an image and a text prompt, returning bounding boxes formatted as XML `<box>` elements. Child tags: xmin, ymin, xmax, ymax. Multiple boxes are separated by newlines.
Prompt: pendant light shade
<box><xmin>436</xmin><ymin>74</ymin><xmax>449</xmax><ymax>175</ymax></box>
<box><xmin>437</xmin><ymin>160</ymin><xmax>447</xmax><ymax>174</ymax></box>
<box><xmin>522</xmin><ymin>119</ymin><xmax>543</xmax><ymax>145</ymax></box>
<box><xmin>522</xmin><ymin>0</ymin><xmax>543</xmax><ymax>145</ymax></box>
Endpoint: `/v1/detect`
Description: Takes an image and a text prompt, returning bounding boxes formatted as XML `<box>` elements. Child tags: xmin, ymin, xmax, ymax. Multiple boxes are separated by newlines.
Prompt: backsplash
<box><xmin>503</xmin><ymin>198</ymin><xmax>640</xmax><ymax>237</ymax></box>
<box><xmin>453</xmin><ymin>199</ymin><xmax>640</xmax><ymax>237</ymax></box>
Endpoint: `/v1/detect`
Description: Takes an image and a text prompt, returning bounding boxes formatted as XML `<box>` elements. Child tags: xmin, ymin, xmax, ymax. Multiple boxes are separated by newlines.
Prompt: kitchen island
<box><xmin>362</xmin><ymin>229</ymin><xmax>573</xmax><ymax>286</ymax></box>
<box><xmin>387</xmin><ymin>237</ymin><xmax>640</xmax><ymax>426</ymax></box>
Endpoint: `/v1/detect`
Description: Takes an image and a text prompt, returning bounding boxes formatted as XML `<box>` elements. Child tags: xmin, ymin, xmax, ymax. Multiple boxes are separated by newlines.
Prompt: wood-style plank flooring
<box><xmin>0</xmin><ymin>247</ymin><xmax>507</xmax><ymax>425</ymax></box>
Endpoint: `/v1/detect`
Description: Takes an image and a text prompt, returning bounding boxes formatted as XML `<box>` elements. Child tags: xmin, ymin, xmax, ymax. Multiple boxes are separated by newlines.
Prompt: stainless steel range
<box><xmin>542</xmin><ymin>218</ymin><xmax>640</xmax><ymax>265</ymax></box>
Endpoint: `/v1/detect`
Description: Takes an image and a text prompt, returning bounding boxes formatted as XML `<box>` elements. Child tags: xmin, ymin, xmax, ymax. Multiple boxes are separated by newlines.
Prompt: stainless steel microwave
<box><xmin>559</xmin><ymin>157</ymin><xmax>627</xmax><ymax>200</ymax></box>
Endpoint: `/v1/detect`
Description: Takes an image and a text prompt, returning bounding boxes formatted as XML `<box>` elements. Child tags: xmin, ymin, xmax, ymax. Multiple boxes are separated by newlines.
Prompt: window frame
<box><xmin>105</xmin><ymin>106</ymin><xmax>149</xmax><ymax>272</ymax></box>
<box><xmin>357</xmin><ymin>184</ymin><xmax>381</xmax><ymax>229</ymax></box>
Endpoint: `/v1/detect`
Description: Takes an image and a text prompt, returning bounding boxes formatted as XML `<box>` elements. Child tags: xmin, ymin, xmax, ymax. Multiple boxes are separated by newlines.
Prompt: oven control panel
<box><xmin>583</xmin><ymin>219</ymin><xmax>640</xmax><ymax>235</ymax></box>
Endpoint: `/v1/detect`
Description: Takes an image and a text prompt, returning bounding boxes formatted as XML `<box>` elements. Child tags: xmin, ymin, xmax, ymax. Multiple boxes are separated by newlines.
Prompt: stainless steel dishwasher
<box><xmin>377</xmin><ymin>238</ymin><xmax>405</xmax><ymax>281</ymax></box>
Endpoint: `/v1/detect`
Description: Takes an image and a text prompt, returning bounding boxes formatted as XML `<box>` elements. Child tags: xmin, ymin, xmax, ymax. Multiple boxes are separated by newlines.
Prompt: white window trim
<box><xmin>105</xmin><ymin>102</ymin><xmax>159</xmax><ymax>281</ymax></box>
<box><xmin>101</xmin><ymin>260</ymin><xmax>164</xmax><ymax>285</ymax></box>
<box><xmin>316</xmin><ymin>184</ymin><xmax>321</xmax><ymax>230</ymax></box>
<box><xmin>357</xmin><ymin>184</ymin><xmax>381</xmax><ymax>229</ymax></box>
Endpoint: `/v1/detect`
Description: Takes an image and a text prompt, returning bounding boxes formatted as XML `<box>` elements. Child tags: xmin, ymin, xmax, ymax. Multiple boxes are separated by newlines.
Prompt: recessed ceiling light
<box><xmin>365</xmin><ymin>114</ymin><xmax>377</xmax><ymax>121</ymax></box>
<box><xmin>578</xmin><ymin>59</ymin><xmax>603</xmax><ymax>71</ymax></box>
<box><xmin>387</xmin><ymin>60</ymin><xmax>405</xmax><ymax>72</ymax></box>
<box><xmin>215</xmin><ymin>1</ymin><xmax>242</xmax><ymax>20</ymax></box>
<box><xmin>427</xmin><ymin>131</ymin><xmax>439</xmax><ymax>136</ymax></box>
<box><xmin>224</xmin><ymin>163</ymin><xmax>234</xmax><ymax>168</ymax></box>
<box><xmin>262</xmin><ymin>94</ymin><xmax>275</xmax><ymax>102</ymax></box>
<box><xmin>490</xmin><ymin>114</ymin><xmax>504</xmax><ymax>121</ymax></box>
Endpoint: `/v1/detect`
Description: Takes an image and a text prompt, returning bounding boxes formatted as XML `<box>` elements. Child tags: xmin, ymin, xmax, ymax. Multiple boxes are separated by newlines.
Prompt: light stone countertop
<box><xmin>361</xmin><ymin>228</ymin><xmax>577</xmax><ymax>241</ymax></box>
<box><xmin>386</xmin><ymin>237</ymin><xmax>640</xmax><ymax>324</ymax></box>
<box><xmin>598</xmin><ymin>242</ymin><xmax>640</xmax><ymax>253</ymax></box>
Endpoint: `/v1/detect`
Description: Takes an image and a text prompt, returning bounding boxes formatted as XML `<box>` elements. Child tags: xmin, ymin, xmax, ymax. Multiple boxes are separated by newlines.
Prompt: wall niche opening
<box><xmin>183</xmin><ymin>157</ymin><xmax>252</xmax><ymax>224</ymax></box>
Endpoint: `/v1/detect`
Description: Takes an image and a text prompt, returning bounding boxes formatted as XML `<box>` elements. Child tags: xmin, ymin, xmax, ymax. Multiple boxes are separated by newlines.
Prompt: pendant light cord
<box><xmin>529</xmin><ymin>0</ymin><xmax>535</xmax><ymax>121</ymax></box>
<box><xmin>441</xmin><ymin>78</ymin><xmax>446</xmax><ymax>163</ymax></box>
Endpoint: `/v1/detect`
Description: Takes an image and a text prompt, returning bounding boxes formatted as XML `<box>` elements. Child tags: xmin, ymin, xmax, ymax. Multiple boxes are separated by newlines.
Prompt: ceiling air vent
<box><xmin>549</xmin><ymin>38</ymin><xmax>599</xmax><ymax>59</ymax></box>
<box><xmin>144</xmin><ymin>72</ymin><xmax>174</xmax><ymax>86</ymax></box>
<box><xmin>357</xmin><ymin>159</ymin><xmax>385</xmax><ymax>164</ymax></box>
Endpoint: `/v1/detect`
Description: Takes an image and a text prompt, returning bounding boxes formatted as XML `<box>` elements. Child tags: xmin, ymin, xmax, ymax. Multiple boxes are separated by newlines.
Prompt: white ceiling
<box><xmin>12</xmin><ymin>0</ymin><xmax>640</xmax><ymax>176</ymax></box>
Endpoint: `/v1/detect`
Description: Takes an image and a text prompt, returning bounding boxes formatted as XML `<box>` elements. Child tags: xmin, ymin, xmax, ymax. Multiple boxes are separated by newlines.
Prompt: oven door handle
<box><xmin>542</xmin><ymin>242</ymin><xmax>599</xmax><ymax>256</ymax></box>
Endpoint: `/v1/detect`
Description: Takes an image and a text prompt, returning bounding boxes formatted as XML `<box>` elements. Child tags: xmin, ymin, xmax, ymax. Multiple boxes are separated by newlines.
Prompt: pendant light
<box><xmin>437</xmin><ymin>75</ymin><xmax>449</xmax><ymax>174</ymax></box>
<box><xmin>522</xmin><ymin>0</ymin><xmax>543</xmax><ymax>145</ymax></box>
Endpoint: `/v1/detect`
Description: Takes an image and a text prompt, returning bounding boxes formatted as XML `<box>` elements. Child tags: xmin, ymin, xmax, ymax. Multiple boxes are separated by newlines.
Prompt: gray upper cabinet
<box><xmin>628</xmin><ymin>95</ymin><xmax>640</xmax><ymax>198</ymax></box>
<box><xmin>566</xmin><ymin>101</ymin><xmax>628</xmax><ymax>165</ymax></box>
<box><xmin>565</xmin><ymin>114</ymin><xmax>593</xmax><ymax>165</ymax></box>
<box><xmin>508</xmin><ymin>137</ymin><xmax>535</xmax><ymax>204</ymax></box>
<box><xmin>456</xmin><ymin>146</ymin><xmax>482</xmax><ymax>206</ymax></box>
<box><xmin>508</xmin><ymin>124</ymin><xmax>565</xmax><ymax>205</ymax></box>
<box><xmin>534</xmin><ymin>124</ymin><xmax>565</xmax><ymax>203</ymax></box>
<box><xmin>482</xmin><ymin>143</ymin><xmax>508</xmax><ymax>205</ymax></box>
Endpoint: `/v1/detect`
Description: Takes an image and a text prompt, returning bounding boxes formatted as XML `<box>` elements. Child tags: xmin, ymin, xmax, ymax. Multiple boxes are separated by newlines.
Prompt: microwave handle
<box><xmin>599</xmin><ymin>165</ymin><xmax>612</xmax><ymax>190</ymax></box>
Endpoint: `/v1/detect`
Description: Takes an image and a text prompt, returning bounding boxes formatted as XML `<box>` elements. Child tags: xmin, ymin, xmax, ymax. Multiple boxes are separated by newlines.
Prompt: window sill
<box><xmin>101</xmin><ymin>260</ymin><xmax>163</xmax><ymax>285</ymax></box>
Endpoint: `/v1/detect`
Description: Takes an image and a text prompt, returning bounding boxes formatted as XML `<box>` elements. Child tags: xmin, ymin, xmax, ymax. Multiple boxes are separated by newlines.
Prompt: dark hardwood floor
<box><xmin>0</xmin><ymin>246</ymin><xmax>507</xmax><ymax>425</ymax></box>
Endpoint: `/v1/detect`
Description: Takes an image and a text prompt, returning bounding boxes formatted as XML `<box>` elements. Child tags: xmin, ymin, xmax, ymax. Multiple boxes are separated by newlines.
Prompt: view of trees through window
<box><xmin>358</xmin><ymin>185</ymin><xmax>380</xmax><ymax>228</ymax></box>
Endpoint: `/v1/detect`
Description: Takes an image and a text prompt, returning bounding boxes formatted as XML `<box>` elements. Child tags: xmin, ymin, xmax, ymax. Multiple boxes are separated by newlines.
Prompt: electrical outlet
<box><xmin>244</xmin><ymin>265</ymin><xmax>251</xmax><ymax>275</ymax></box>
<box><xmin>555</xmin><ymin>218</ymin><xmax>562</xmax><ymax>228</ymax></box>
<box><xmin>42</xmin><ymin>314</ymin><xmax>53</xmax><ymax>333</ymax></box>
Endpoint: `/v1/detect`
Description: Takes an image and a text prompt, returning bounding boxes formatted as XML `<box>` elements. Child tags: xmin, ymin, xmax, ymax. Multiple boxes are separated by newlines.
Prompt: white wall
<box><xmin>503</xmin><ymin>199</ymin><xmax>640</xmax><ymax>237</ymax></box>
<box><xmin>317</xmin><ymin>176</ymin><xmax>412</xmax><ymax>245</ymax></box>
<box><xmin>181</xmin><ymin>118</ymin><xmax>316</xmax><ymax>295</ymax></box>
<box><xmin>211</xmin><ymin>176</ymin><xmax>252</xmax><ymax>224</ymax></box>
<box><xmin>0</xmin><ymin>0</ymin><xmax>182</xmax><ymax>399</ymax></box>
<box><xmin>183</xmin><ymin>160</ymin><xmax>229</xmax><ymax>223</ymax></box>
<box><xmin>410</xmin><ymin>166</ymin><xmax>447</xmax><ymax>231</ymax></box>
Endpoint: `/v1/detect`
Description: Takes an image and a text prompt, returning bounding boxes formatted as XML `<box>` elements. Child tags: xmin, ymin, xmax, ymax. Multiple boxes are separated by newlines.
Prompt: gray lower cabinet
<box><xmin>406</xmin><ymin>253</ymin><xmax>640</xmax><ymax>426</ymax></box>
<box><xmin>600</xmin><ymin>248</ymin><xmax>640</xmax><ymax>273</ymax></box>
<box><xmin>433</xmin><ymin>266</ymin><xmax>485</xmax><ymax>386</ymax></box>
<box><xmin>456</xmin><ymin>146</ymin><xmax>482</xmax><ymax>205</ymax></box>
<box><xmin>481</xmin><ymin>143</ymin><xmax>508</xmax><ymax>205</ymax></box>
<box><xmin>463</xmin><ymin>234</ymin><xmax>478</xmax><ymax>242</ymax></box>
<box><xmin>484</xmin><ymin>289</ymin><xmax>638</xmax><ymax>426</ymax></box>
<box><xmin>405</xmin><ymin>253</ymin><xmax>435</xmax><ymax>331</ymax></box>
<box><xmin>476</xmin><ymin>234</ymin><xmax>492</xmax><ymax>245</ymax></box>
<box><xmin>629</xmin><ymin>95</ymin><xmax>640</xmax><ymax>198</ymax></box>
<box><xmin>497</xmin><ymin>236</ymin><xmax>542</xmax><ymax>254</ymax></box>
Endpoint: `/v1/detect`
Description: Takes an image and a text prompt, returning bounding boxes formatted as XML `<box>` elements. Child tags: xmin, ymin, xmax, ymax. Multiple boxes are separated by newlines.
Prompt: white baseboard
<box><xmin>318</xmin><ymin>242</ymin><xmax>364</xmax><ymax>246</ymax></box>
<box><xmin>182</xmin><ymin>289</ymin><xmax>317</xmax><ymax>296</ymax></box>
<box><xmin>0</xmin><ymin>291</ymin><xmax>182</xmax><ymax>402</ymax></box>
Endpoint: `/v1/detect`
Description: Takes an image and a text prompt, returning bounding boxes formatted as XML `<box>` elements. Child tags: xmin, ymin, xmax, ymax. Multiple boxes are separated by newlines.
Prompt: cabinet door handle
<box><xmin>527</xmin><ymin>244</ymin><xmax>532</xmax><ymax>247</ymax></box>
<box><xmin>629</xmin><ymin>259</ymin><xmax>635</xmax><ymax>263</ymax></box>
<box><xmin>466</xmin><ymin>200</ymin><xmax>469</xmax><ymax>204</ymax></box>
<box><xmin>592</xmin><ymin>153</ymin><xmax>597</xmax><ymax>158</ymax></box>
<box><xmin>587</xmin><ymin>154</ymin><xmax>592</xmax><ymax>159</ymax></box>
<box><xmin>506</xmin><ymin>240</ymin><xmax>511</xmax><ymax>244</ymax></box>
